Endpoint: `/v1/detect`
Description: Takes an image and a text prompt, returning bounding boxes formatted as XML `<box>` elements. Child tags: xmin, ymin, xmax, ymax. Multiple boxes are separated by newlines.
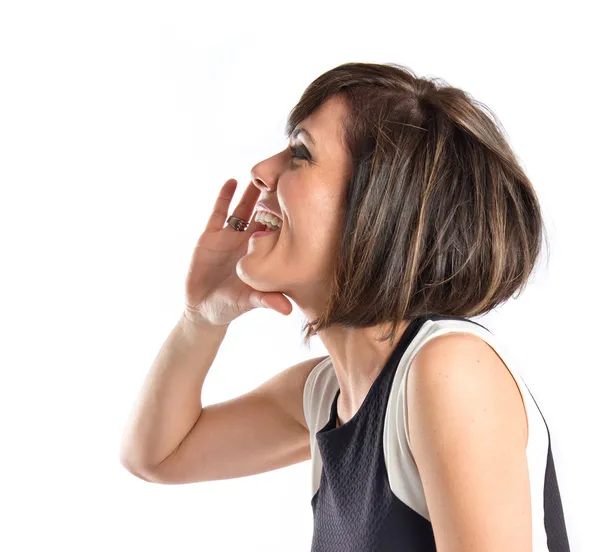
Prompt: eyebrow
<box><xmin>291</xmin><ymin>127</ymin><xmax>316</xmax><ymax>147</ymax></box>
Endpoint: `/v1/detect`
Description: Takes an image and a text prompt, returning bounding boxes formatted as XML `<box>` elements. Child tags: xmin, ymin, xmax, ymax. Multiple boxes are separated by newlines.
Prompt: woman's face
<box><xmin>237</xmin><ymin>95</ymin><xmax>352</xmax><ymax>307</ymax></box>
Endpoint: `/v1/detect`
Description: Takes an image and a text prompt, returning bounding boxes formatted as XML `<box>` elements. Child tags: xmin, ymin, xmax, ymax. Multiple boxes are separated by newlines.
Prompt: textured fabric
<box><xmin>305</xmin><ymin>314</ymin><xmax>570</xmax><ymax>551</ymax></box>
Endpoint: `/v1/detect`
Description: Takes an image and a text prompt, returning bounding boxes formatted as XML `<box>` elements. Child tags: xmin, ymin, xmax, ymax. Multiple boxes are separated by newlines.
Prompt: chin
<box><xmin>236</xmin><ymin>255</ymin><xmax>282</xmax><ymax>292</ymax></box>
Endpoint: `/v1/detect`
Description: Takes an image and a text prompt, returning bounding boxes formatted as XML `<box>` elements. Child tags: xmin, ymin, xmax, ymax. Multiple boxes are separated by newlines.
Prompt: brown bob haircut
<box><xmin>285</xmin><ymin>62</ymin><xmax>548</xmax><ymax>346</ymax></box>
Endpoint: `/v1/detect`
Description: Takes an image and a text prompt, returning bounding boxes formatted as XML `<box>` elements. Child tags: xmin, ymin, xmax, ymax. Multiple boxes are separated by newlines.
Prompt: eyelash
<box><xmin>290</xmin><ymin>145</ymin><xmax>310</xmax><ymax>162</ymax></box>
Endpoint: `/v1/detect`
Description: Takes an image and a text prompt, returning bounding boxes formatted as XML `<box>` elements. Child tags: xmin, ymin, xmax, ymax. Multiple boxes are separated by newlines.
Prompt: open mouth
<box><xmin>260</xmin><ymin>222</ymin><xmax>280</xmax><ymax>232</ymax></box>
<box><xmin>253</xmin><ymin>211</ymin><xmax>283</xmax><ymax>233</ymax></box>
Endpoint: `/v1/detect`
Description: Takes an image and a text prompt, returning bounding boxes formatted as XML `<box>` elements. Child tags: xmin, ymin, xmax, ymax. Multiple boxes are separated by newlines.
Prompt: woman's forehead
<box><xmin>301</xmin><ymin>96</ymin><xmax>348</xmax><ymax>135</ymax></box>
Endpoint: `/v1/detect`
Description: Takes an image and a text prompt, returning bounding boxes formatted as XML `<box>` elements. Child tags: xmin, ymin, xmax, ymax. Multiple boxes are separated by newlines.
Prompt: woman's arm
<box><xmin>406</xmin><ymin>332</ymin><xmax>531</xmax><ymax>552</ymax></box>
<box><xmin>120</xmin><ymin>313</ymin><xmax>229</xmax><ymax>475</ymax></box>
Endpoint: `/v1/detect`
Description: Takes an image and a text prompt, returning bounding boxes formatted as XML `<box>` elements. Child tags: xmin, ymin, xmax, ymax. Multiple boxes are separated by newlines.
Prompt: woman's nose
<box><xmin>250</xmin><ymin>158</ymin><xmax>278</xmax><ymax>192</ymax></box>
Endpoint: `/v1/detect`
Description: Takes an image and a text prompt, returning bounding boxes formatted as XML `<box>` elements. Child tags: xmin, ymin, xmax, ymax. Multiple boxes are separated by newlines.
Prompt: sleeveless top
<box><xmin>302</xmin><ymin>314</ymin><xmax>570</xmax><ymax>551</ymax></box>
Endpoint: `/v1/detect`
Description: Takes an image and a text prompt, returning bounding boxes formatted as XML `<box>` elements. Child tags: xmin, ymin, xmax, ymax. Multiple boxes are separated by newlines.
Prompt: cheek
<box><xmin>280</xmin><ymin>176</ymin><xmax>344</xmax><ymax>241</ymax></box>
<box><xmin>288</xmin><ymin>207</ymin><xmax>341</xmax><ymax>265</ymax></box>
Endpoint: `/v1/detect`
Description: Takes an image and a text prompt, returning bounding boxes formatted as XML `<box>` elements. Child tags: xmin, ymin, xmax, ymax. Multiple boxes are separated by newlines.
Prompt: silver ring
<box><xmin>226</xmin><ymin>215</ymin><xmax>249</xmax><ymax>231</ymax></box>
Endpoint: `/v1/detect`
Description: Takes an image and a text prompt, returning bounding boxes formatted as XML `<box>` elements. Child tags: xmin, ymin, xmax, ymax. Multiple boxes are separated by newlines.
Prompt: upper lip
<box><xmin>255</xmin><ymin>202</ymin><xmax>283</xmax><ymax>221</ymax></box>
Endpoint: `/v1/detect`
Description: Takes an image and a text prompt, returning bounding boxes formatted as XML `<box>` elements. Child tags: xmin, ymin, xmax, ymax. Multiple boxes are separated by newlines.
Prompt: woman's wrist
<box><xmin>180</xmin><ymin>308</ymin><xmax>230</xmax><ymax>334</ymax></box>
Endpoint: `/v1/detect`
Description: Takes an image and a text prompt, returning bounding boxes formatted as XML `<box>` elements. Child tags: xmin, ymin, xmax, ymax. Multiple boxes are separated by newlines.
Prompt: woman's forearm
<box><xmin>119</xmin><ymin>312</ymin><xmax>229</xmax><ymax>474</ymax></box>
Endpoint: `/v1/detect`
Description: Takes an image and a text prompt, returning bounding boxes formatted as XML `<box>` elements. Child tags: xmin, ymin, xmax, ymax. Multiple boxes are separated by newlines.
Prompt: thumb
<box><xmin>248</xmin><ymin>291</ymin><xmax>277</xmax><ymax>311</ymax></box>
<box><xmin>259</xmin><ymin>292</ymin><xmax>293</xmax><ymax>315</ymax></box>
<box><xmin>249</xmin><ymin>292</ymin><xmax>268</xmax><ymax>310</ymax></box>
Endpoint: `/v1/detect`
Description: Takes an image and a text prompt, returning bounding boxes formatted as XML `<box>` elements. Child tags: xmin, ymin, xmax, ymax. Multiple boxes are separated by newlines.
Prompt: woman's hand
<box><xmin>183</xmin><ymin>178</ymin><xmax>293</xmax><ymax>327</ymax></box>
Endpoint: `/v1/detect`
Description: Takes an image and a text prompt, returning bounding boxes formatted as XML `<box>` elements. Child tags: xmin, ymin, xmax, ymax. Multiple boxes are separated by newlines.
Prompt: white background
<box><xmin>1</xmin><ymin>1</ymin><xmax>597</xmax><ymax>550</ymax></box>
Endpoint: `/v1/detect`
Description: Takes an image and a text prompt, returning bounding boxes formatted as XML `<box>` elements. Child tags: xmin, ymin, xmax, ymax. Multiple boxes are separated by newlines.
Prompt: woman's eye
<box><xmin>290</xmin><ymin>145</ymin><xmax>310</xmax><ymax>162</ymax></box>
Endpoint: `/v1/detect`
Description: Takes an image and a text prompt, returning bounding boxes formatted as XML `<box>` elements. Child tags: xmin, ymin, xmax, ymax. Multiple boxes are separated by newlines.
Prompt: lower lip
<box><xmin>250</xmin><ymin>230</ymin><xmax>279</xmax><ymax>239</ymax></box>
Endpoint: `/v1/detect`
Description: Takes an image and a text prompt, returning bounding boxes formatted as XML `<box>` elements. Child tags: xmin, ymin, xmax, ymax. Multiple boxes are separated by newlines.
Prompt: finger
<box><xmin>205</xmin><ymin>178</ymin><xmax>238</xmax><ymax>232</ymax></box>
<box><xmin>223</xmin><ymin>181</ymin><xmax>264</xmax><ymax>234</ymax></box>
<box><xmin>227</xmin><ymin>181</ymin><xmax>260</xmax><ymax>230</ymax></box>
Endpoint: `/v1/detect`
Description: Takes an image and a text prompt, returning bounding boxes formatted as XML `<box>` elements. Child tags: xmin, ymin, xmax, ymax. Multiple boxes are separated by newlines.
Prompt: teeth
<box><xmin>255</xmin><ymin>210</ymin><xmax>282</xmax><ymax>229</ymax></box>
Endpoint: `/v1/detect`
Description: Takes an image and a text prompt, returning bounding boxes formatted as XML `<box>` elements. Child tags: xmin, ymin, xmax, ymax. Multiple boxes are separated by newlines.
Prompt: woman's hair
<box><xmin>285</xmin><ymin>62</ymin><xmax>549</xmax><ymax>346</ymax></box>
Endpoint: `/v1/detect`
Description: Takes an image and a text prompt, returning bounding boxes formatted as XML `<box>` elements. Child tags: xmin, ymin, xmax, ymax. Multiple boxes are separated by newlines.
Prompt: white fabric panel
<box><xmin>303</xmin><ymin>356</ymin><xmax>339</xmax><ymax>499</ymax></box>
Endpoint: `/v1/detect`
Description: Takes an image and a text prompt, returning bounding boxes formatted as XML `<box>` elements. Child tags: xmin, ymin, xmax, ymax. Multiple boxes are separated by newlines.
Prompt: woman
<box><xmin>121</xmin><ymin>62</ymin><xmax>570</xmax><ymax>551</ymax></box>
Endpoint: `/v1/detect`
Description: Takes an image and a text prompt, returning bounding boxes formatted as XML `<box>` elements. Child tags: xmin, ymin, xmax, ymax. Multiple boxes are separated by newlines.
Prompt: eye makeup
<box><xmin>289</xmin><ymin>143</ymin><xmax>312</xmax><ymax>163</ymax></box>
